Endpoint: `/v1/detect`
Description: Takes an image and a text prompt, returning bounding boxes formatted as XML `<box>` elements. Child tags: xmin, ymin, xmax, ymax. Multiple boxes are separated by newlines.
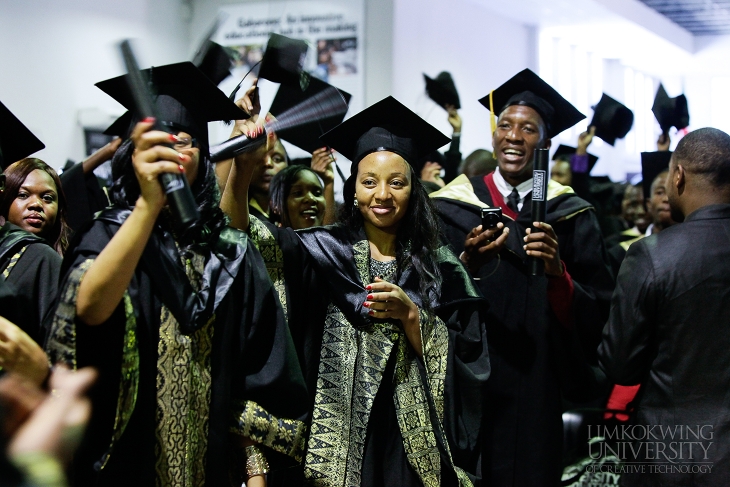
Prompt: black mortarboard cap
<box><xmin>269</xmin><ymin>77</ymin><xmax>351</xmax><ymax>153</ymax></box>
<box><xmin>552</xmin><ymin>144</ymin><xmax>598</xmax><ymax>172</ymax></box>
<box><xmin>590</xmin><ymin>93</ymin><xmax>633</xmax><ymax>146</ymax></box>
<box><xmin>104</xmin><ymin>111</ymin><xmax>134</xmax><ymax>138</ymax></box>
<box><xmin>0</xmin><ymin>100</ymin><xmax>45</xmax><ymax>169</ymax></box>
<box><xmin>96</xmin><ymin>62</ymin><xmax>247</xmax><ymax>147</ymax></box>
<box><xmin>478</xmin><ymin>68</ymin><xmax>585</xmax><ymax>139</ymax></box>
<box><xmin>641</xmin><ymin>151</ymin><xmax>672</xmax><ymax>198</ymax></box>
<box><xmin>194</xmin><ymin>41</ymin><xmax>234</xmax><ymax>86</ymax></box>
<box><xmin>652</xmin><ymin>84</ymin><xmax>690</xmax><ymax>133</ymax></box>
<box><xmin>424</xmin><ymin>71</ymin><xmax>461</xmax><ymax>110</ymax></box>
<box><xmin>258</xmin><ymin>34</ymin><xmax>309</xmax><ymax>87</ymax></box>
<box><xmin>320</xmin><ymin>96</ymin><xmax>450</xmax><ymax>174</ymax></box>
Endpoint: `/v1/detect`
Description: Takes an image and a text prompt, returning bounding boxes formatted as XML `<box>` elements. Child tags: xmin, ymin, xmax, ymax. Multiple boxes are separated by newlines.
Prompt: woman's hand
<box><xmin>364</xmin><ymin>277</ymin><xmax>422</xmax><ymax>356</ymax></box>
<box><xmin>524</xmin><ymin>221</ymin><xmax>564</xmax><ymax>276</ymax></box>
<box><xmin>231</xmin><ymin>82</ymin><xmax>267</xmax><ymax>140</ymax></box>
<box><xmin>130</xmin><ymin>118</ymin><xmax>190</xmax><ymax>212</ymax></box>
<box><xmin>311</xmin><ymin>147</ymin><xmax>335</xmax><ymax>185</ymax></box>
<box><xmin>0</xmin><ymin>316</ymin><xmax>49</xmax><ymax>386</ymax></box>
<box><xmin>446</xmin><ymin>104</ymin><xmax>462</xmax><ymax>133</ymax></box>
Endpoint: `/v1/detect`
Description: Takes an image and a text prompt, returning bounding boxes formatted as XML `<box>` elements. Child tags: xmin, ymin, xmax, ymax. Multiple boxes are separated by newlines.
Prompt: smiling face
<box><xmin>492</xmin><ymin>105</ymin><xmax>549</xmax><ymax>185</ymax></box>
<box><xmin>355</xmin><ymin>151</ymin><xmax>411</xmax><ymax>234</ymax></box>
<box><xmin>7</xmin><ymin>168</ymin><xmax>59</xmax><ymax>239</ymax></box>
<box><xmin>286</xmin><ymin>170</ymin><xmax>325</xmax><ymax>229</ymax></box>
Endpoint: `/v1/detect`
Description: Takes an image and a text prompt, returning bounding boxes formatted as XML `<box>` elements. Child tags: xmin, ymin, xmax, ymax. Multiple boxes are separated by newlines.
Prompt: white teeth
<box><xmin>504</xmin><ymin>149</ymin><xmax>523</xmax><ymax>155</ymax></box>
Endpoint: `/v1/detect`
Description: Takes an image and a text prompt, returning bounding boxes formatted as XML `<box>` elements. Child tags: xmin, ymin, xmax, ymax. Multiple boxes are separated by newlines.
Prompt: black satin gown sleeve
<box><xmin>4</xmin><ymin>239</ymin><xmax>61</xmax><ymax>344</ymax></box>
<box><xmin>597</xmin><ymin>240</ymin><xmax>657</xmax><ymax>385</ymax></box>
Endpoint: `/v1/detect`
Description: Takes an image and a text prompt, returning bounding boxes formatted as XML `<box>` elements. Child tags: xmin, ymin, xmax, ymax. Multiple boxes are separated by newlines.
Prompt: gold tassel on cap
<box><xmin>489</xmin><ymin>89</ymin><xmax>496</xmax><ymax>134</ymax></box>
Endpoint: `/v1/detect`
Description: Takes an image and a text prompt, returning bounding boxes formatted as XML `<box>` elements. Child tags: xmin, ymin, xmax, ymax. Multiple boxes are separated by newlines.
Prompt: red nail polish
<box><xmin>363</xmin><ymin>302</ymin><xmax>370</xmax><ymax>308</ymax></box>
<box><xmin>142</xmin><ymin>117</ymin><xmax>155</xmax><ymax>123</ymax></box>
<box><xmin>169</xmin><ymin>134</ymin><xmax>178</xmax><ymax>142</ymax></box>
<box><xmin>367</xmin><ymin>294</ymin><xmax>373</xmax><ymax>300</ymax></box>
<box><xmin>366</xmin><ymin>285</ymin><xmax>372</xmax><ymax>290</ymax></box>
<box><xmin>179</xmin><ymin>165</ymin><xmax>185</xmax><ymax>173</ymax></box>
<box><xmin>179</xmin><ymin>153</ymin><xmax>187</xmax><ymax>162</ymax></box>
<box><xmin>368</xmin><ymin>310</ymin><xmax>374</xmax><ymax>316</ymax></box>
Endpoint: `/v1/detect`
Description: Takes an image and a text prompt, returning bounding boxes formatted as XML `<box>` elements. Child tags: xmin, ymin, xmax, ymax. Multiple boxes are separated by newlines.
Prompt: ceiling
<box><xmin>638</xmin><ymin>0</ymin><xmax>730</xmax><ymax>35</ymax></box>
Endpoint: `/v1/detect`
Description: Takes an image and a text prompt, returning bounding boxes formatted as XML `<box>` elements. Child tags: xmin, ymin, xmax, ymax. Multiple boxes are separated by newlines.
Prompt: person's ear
<box><xmin>676</xmin><ymin>164</ymin><xmax>686</xmax><ymax>196</ymax></box>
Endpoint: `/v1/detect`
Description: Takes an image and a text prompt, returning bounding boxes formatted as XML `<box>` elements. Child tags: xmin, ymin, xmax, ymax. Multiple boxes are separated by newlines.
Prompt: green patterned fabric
<box><xmin>230</xmin><ymin>400</ymin><xmax>309</xmax><ymax>462</ymax></box>
<box><xmin>247</xmin><ymin>215</ymin><xmax>288</xmax><ymax>316</ymax></box>
<box><xmin>45</xmin><ymin>258</ymin><xmax>140</xmax><ymax>471</ymax></box>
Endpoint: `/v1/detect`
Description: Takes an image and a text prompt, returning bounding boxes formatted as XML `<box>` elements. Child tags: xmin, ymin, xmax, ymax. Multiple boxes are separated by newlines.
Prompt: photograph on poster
<box><xmin>231</xmin><ymin>44</ymin><xmax>265</xmax><ymax>74</ymax></box>
<box><xmin>314</xmin><ymin>37</ymin><xmax>357</xmax><ymax>81</ymax></box>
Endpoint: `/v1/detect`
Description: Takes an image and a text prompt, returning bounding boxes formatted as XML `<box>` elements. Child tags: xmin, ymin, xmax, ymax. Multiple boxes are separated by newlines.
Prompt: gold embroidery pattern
<box><xmin>46</xmin><ymin>259</ymin><xmax>140</xmax><ymax>471</ymax></box>
<box><xmin>346</xmin><ymin>321</ymin><xmax>399</xmax><ymax>486</ymax></box>
<box><xmin>393</xmin><ymin>340</ymin><xmax>441</xmax><ymax>487</ymax></box>
<box><xmin>247</xmin><ymin>215</ymin><xmax>288</xmax><ymax>317</ymax></box>
<box><xmin>302</xmin><ymin>238</ymin><xmax>474</xmax><ymax>486</ymax></box>
<box><xmin>154</xmin><ymin>252</ymin><xmax>213</xmax><ymax>487</ymax></box>
<box><xmin>1</xmin><ymin>245</ymin><xmax>27</xmax><ymax>279</ymax></box>
<box><xmin>303</xmin><ymin>304</ymin><xmax>358</xmax><ymax>485</ymax></box>
<box><xmin>420</xmin><ymin>309</ymin><xmax>474</xmax><ymax>487</ymax></box>
<box><xmin>46</xmin><ymin>259</ymin><xmax>94</xmax><ymax>368</ymax></box>
<box><xmin>303</xmin><ymin>303</ymin><xmax>398</xmax><ymax>487</ymax></box>
<box><xmin>229</xmin><ymin>400</ymin><xmax>308</xmax><ymax>462</ymax></box>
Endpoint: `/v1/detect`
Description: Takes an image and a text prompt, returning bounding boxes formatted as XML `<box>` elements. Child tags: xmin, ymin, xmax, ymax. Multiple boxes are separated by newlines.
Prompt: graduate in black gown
<box><xmin>222</xmin><ymin>95</ymin><xmax>491</xmax><ymax>486</ymax></box>
<box><xmin>0</xmin><ymin>100</ymin><xmax>58</xmax><ymax>383</ymax></box>
<box><xmin>430</xmin><ymin>69</ymin><xmax>614</xmax><ymax>487</ymax></box>
<box><xmin>44</xmin><ymin>62</ymin><xmax>309</xmax><ymax>487</ymax></box>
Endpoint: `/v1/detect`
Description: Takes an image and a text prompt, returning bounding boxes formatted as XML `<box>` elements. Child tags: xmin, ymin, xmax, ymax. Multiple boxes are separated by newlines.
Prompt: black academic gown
<box><xmin>249</xmin><ymin>218</ymin><xmax>490</xmax><ymax>487</ymax></box>
<box><xmin>0</xmin><ymin>223</ymin><xmax>61</xmax><ymax>343</ymax></box>
<box><xmin>45</xmin><ymin>209</ymin><xmax>309</xmax><ymax>487</ymax></box>
<box><xmin>431</xmin><ymin>174</ymin><xmax>614</xmax><ymax>487</ymax></box>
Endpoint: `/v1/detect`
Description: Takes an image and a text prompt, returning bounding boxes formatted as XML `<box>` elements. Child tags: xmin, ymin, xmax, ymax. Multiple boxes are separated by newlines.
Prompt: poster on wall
<box><xmin>211</xmin><ymin>0</ymin><xmax>365</xmax><ymax>168</ymax></box>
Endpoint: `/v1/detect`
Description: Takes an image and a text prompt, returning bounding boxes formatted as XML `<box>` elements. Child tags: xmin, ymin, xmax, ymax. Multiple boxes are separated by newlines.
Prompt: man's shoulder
<box><xmin>430</xmin><ymin>174</ymin><xmax>490</xmax><ymax>210</ymax></box>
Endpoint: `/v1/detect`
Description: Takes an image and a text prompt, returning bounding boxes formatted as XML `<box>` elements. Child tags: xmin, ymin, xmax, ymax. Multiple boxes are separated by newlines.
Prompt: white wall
<box><xmin>392</xmin><ymin>0</ymin><xmax>537</xmax><ymax>158</ymax></box>
<box><xmin>5</xmin><ymin>0</ymin><xmax>730</xmax><ymax>175</ymax></box>
<box><xmin>0</xmin><ymin>0</ymin><xmax>191</xmax><ymax>170</ymax></box>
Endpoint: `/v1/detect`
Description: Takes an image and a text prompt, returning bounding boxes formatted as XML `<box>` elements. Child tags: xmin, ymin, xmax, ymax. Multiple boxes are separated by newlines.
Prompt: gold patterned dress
<box><xmin>248</xmin><ymin>217</ymin><xmax>491</xmax><ymax>487</ymax></box>
<box><xmin>46</xmin><ymin>209</ymin><xmax>309</xmax><ymax>487</ymax></box>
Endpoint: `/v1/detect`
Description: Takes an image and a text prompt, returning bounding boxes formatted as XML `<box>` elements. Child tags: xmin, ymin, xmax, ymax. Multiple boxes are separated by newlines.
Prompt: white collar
<box><xmin>493</xmin><ymin>168</ymin><xmax>533</xmax><ymax>210</ymax></box>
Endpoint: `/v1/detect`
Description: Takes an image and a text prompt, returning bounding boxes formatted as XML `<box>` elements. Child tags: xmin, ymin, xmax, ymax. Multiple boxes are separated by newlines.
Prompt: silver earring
<box><xmin>353</xmin><ymin>194</ymin><xmax>358</xmax><ymax>207</ymax></box>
